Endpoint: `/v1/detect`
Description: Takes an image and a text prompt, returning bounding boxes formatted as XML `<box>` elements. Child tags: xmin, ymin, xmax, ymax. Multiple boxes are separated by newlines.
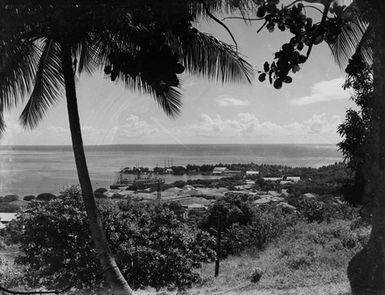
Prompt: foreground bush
<box><xmin>13</xmin><ymin>189</ymin><xmax>215</xmax><ymax>291</ymax></box>
<box><xmin>221</xmin><ymin>206</ymin><xmax>294</xmax><ymax>257</ymax></box>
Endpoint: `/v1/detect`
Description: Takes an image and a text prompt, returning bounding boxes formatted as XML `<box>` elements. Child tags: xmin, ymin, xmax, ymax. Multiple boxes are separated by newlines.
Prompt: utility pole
<box><xmin>157</xmin><ymin>179</ymin><xmax>161</xmax><ymax>205</ymax></box>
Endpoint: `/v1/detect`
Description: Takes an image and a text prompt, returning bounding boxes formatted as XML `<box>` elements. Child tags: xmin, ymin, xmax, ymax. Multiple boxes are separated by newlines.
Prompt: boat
<box><xmin>110</xmin><ymin>168</ymin><xmax>164</xmax><ymax>190</ymax></box>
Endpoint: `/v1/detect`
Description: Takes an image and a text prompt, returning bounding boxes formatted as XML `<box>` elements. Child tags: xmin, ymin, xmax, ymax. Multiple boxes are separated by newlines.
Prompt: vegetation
<box><xmin>248</xmin><ymin>1</ymin><xmax>385</xmax><ymax>291</ymax></box>
<box><xmin>0</xmin><ymin>1</ymin><xmax>252</xmax><ymax>292</ymax></box>
<box><xmin>0</xmin><ymin>165</ymin><xmax>366</xmax><ymax>294</ymax></box>
<box><xmin>200</xmin><ymin>195</ymin><xmax>254</xmax><ymax>276</ymax></box>
<box><xmin>11</xmin><ymin>189</ymin><xmax>215</xmax><ymax>292</ymax></box>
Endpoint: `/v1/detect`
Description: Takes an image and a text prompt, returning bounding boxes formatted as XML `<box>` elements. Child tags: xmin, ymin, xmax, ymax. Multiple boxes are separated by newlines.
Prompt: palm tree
<box><xmin>0</xmin><ymin>1</ymin><xmax>252</xmax><ymax>293</ymax></box>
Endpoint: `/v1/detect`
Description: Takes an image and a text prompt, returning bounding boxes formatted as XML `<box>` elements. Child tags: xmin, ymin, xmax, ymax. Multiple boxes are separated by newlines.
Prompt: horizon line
<box><xmin>0</xmin><ymin>143</ymin><xmax>338</xmax><ymax>146</ymax></box>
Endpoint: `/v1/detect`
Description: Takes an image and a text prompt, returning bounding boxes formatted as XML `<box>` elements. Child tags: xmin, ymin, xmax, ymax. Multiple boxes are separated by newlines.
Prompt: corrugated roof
<box><xmin>0</xmin><ymin>213</ymin><xmax>17</xmax><ymax>222</ymax></box>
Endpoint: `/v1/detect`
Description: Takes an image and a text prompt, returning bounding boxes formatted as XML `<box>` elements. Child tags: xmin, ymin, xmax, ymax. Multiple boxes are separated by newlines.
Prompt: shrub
<box><xmin>0</xmin><ymin>202</ymin><xmax>21</xmax><ymax>212</ymax></box>
<box><xmin>95</xmin><ymin>188</ymin><xmax>108</xmax><ymax>193</ymax></box>
<box><xmin>220</xmin><ymin>207</ymin><xmax>293</xmax><ymax>257</ymax></box>
<box><xmin>23</xmin><ymin>195</ymin><xmax>35</xmax><ymax>201</ymax></box>
<box><xmin>36</xmin><ymin>193</ymin><xmax>56</xmax><ymax>201</ymax></box>
<box><xmin>3</xmin><ymin>195</ymin><xmax>19</xmax><ymax>202</ymax></box>
<box><xmin>14</xmin><ymin>189</ymin><xmax>215</xmax><ymax>291</ymax></box>
<box><xmin>250</xmin><ymin>267</ymin><xmax>263</xmax><ymax>283</ymax></box>
<box><xmin>173</xmin><ymin>180</ymin><xmax>187</xmax><ymax>188</ymax></box>
<box><xmin>290</xmin><ymin>197</ymin><xmax>327</xmax><ymax>223</ymax></box>
<box><xmin>94</xmin><ymin>188</ymin><xmax>108</xmax><ymax>198</ymax></box>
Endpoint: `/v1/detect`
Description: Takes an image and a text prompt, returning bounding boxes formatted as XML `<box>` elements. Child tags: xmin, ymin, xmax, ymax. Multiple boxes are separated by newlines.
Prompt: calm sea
<box><xmin>0</xmin><ymin>144</ymin><xmax>342</xmax><ymax>196</ymax></box>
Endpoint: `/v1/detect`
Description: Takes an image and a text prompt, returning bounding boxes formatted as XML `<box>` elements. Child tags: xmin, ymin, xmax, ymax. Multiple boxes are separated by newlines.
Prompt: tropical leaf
<box><xmin>120</xmin><ymin>72</ymin><xmax>182</xmax><ymax>118</ymax></box>
<box><xmin>19</xmin><ymin>39</ymin><xmax>64</xmax><ymax>129</ymax></box>
<box><xmin>0</xmin><ymin>40</ymin><xmax>40</xmax><ymax>109</ymax></box>
<box><xmin>152</xmin><ymin>86</ymin><xmax>182</xmax><ymax>117</ymax></box>
<box><xmin>329</xmin><ymin>4</ymin><xmax>372</xmax><ymax>68</ymax></box>
<box><xmin>76</xmin><ymin>36</ymin><xmax>97</xmax><ymax>75</ymax></box>
<box><xmin>0</xmin><ymin>103</ymin><xmax>5</xmax><ymax>136</ymax></box>
<box><xmin>179</xmin><ymin>31</ymin><xmax>253</xmax><ymax>83</ymax></box>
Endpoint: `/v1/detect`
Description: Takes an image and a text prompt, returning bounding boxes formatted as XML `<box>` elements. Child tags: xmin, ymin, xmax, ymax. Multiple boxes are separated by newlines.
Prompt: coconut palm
<box><xmin>0</xmin><ymin>1</ymin><xmax>252</xmax><ymax>293</ymax></box>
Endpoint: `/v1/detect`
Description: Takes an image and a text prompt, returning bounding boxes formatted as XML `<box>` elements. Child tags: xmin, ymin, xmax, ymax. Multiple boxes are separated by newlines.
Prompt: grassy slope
<box><xmin>190</xmin><ymin>220</ymin><xmax>368</xmax><ymax>295</ymax></box>
<box><xmin>138</xmin><ymin>219</ymin><xmax>368</xmax><ymax>295</ymax></box>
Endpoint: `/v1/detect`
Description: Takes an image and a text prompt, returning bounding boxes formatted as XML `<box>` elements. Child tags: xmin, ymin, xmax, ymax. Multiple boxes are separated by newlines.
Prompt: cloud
<box><xmin>216</xmin><ymin>95</ymin><xmax>250</xmax><ymax>107</ymax></box>
<box><xmin>291</xmin><ymin>78</ymin><xmax>350</xmax><ymax>105</ymax></box>
<box><xmin>186</xmin><ymin>113</ymin><xmax>343</xmax><ymax>143</ymax></box>
<box><xmin>84</xmin><ymin>115</ymin><xmax>159</xmax><ymax>144</ymax></box>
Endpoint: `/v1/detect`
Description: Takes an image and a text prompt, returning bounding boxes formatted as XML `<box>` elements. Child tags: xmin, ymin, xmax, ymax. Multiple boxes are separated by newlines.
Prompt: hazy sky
<box><xmin>1</xmin><ymin>8</ymin><xmax>355</xmax><ymax>145</ymax></box>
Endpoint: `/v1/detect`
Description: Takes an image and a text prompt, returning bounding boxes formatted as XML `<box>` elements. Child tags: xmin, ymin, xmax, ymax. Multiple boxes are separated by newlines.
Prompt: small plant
<box><xmin>250</xmin><ymin>267</ymin><xmax>263</xmax><ymax>283</ymax></box>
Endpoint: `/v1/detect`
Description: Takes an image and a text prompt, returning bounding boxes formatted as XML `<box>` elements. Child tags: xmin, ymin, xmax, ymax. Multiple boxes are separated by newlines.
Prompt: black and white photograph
<box><xmin>0</xmin><ymin>0</ymin><xmax>381</xmax><ymax>294</ymax></box>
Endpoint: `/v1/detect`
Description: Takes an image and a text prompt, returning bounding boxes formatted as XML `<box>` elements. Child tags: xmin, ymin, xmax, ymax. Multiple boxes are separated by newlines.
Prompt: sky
<box><xmin>0</xmin><ymin>5</ymin><xmax>356</xmax><ymax>146</ymax></box>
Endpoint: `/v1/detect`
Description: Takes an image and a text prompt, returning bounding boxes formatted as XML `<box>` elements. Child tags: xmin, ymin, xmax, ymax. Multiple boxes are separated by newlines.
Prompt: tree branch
<box><xmin>221</xmin><ymin>16</ymin><xmax>264</xmax><ymax>22</ymax></box>
<box><xmin>303</xmin><ymin>5</ymin><xmax>326</xmax><ymax>15</ymax></box>
<box><xmin>257</xmin><ymin>20</ymin><xmax>268</xmax><ymax>33</ymax></box>
<box><xmin>305</xmin><ymin>1</ymin><xmax>332</xmax><ymax>60</ymax></box>
<box><xmin>202</xmin><ymin>2</ymin><xmax>238</xmax><ymax>51</ymax></box>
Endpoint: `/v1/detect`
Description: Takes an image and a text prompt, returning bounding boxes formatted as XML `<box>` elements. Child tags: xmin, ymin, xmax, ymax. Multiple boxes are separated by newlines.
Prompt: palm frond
<box><xmin>88</xmin><ymin>27</ymin><xmax>184</xmax><ymax>117</ymax></box>
<box><xmin>179</xmin><ymin>31</ymin><xmax>253</xmax><ymax>84</ymax></box>
<box><xmin>188</xmin><ymin>0</ymin><xmax>255</xmax><ymax>18</ymax></box>
<box><xmin>120</xmin><ymin>73</ymin><xmax>182</xmax><ymax>118</ymax></box>
<box><xmin>19</xmin><ymin>39</ymin><xmax>64</xmax><ymax>129</ymax></box>
<box><xmin>76</xmin><ymin>36</ymin><xmax>97</xmax><ymax>75</ymax></box>
<box><xmin>0</xmin><ymin>40</ymin><xmax>40</xmax><ymax>109</ymax></box>
<box><xmin>0</xmin><ymin>103</ymin><xmax>5</xmax><ymax>136</ymax></box>
<box><xmin>329</xmin><ymin>5</ymin><xmax>372</xmax><ymax>68</ymax></box>
<box><xmin>152</xmin><ymin>86</ymin><xmax>182</xmax><ymax>117</ymax></box>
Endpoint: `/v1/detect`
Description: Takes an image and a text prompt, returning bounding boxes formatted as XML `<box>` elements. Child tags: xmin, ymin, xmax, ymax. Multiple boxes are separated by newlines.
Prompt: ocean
<box><xmin>0</xmin><ymin>144</ymin><xmax>342</xmax><ymax>196</ymax></box>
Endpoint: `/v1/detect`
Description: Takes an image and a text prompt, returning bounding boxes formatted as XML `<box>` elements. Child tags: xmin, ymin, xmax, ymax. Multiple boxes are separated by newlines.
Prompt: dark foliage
<box><xmin>13</xmin><ymin>189</ymin><xmax>215</xmax><ymax>291</ymax></box>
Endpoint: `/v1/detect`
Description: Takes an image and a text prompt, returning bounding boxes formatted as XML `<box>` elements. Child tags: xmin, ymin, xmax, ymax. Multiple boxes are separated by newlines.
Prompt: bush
<box><xmin>0</xmin><ymin>202</ymin><xmax>21</xmax><ymax>212</ymax></box>
<box><xmin>95</xmin><ymin>188</ymin><xmax>108</xmax><ymax>193</ymax></box>
<box><xmin>14</xmin><ymin>189</ymin><xmax>215</xmax><ymax>291</ymax></box>
<box><xmin>3</xmin><ymin>195</ymin><xmax>19</xmax><ymax>202</ymax></box>
<box><xmin>280</xmin><ymin>220</ymin><xmax>368</xmax><ymax>272</ymax></box>
<box><xmin>94</xmin><ymin>188</ymin><xmax>108</xmax><ymax>198</ymax></box>
<box><xmin>23</xmin><ymin>195</ymin><xmax>35</xmax><ymax>201</ymax></box>
<box><xmin>36</xmin><ymin>193</ymin><xmax>56</xmax><ymax>201</ymax></box>
<box><xmin>221</xmin><ymin>207</ymin><xmax>292</xmax><ymax>257</ymax></box>
<box><xmin>250</xmin><ymin>267</ymin><xmax>263</xmax><ymax>283</ymax></box>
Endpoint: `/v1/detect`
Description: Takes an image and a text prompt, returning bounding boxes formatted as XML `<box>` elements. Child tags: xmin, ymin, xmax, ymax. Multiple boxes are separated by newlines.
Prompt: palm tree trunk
<box><xmin>60</xmin><ymin>43</ymin><xmax>133</xmax><ymax>295</ymax></box>
<box><xmin>348</xmin><ymin>3</ymin><xmax>385</xmax><ymax>294</ymax></box>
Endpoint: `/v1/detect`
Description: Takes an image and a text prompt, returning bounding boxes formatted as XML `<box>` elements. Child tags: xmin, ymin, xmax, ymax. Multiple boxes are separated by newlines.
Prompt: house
<box><xmin>280</xmin><ymin>180</ymin><xmax>292</xmax><ymax>185</ymax></box>
<box><xmin>212</xmin><ymin>167</ymin><xmax>228</xmax><ymax>175</ymax></box>
<box><xmin>0</xmin><ymin>212</ymin><xmax>17</xmax><ymax>229</ymax></box>
<box><xmin>303</xmin><ymin>193</ymin><xmax>316</xmax><ymax>199</ymax></box>
<box><xmin>246</xmin><ymin>171</ymin><xmax>259</xmax><ymax>176</ymax></box>
<box><xmin>184</xmin><ymin>203</ymin><xmax>207</xmax><ymax>211</ymax></box>
<box><xmin>263</xmin><ymin>177</ymin><xmax>282</xmax><ymax>182</ymax></box>
<box><xmin>286</xmin><ymin>176</ymin><xmax>301</xmax><ymax>183</ymax></box>
<box><xmin>181</xmin><ymin>203</ymin><xmax>207</xmax><ymax>218</ymax></box>
<box><xmin>225</xmin><ymin>170</ymin><xmax>242</xmax><ymax>176</ymax></box>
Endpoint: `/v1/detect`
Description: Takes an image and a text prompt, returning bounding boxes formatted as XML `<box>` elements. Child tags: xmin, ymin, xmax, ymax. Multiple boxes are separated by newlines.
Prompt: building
<box><xmin>212</xmin><ymin>167</ymin><xmax>228</xmax><ymax>175</ymax></box>
<box><xmin>286</xmin><ymin>176</ymin><xmax>301</xmax><ymax>183</ymax></box>
<box><xmin>225</xmin><ymin>170</ymin><xmax>242</xmax><ymax>176</ymax></box>
<box><xmin>0</xmin><ymin>212</ymin><xmax>17</xmax><ymax>229</ymax></box>
<box><xmin>246</xmin><ymin>171</ymin><xmax>260</xmax><ymax>176</ymax></box>
<box><xmin>263</xmin><ymin>177</ymin><xmax>282</xmax><ymax>182</ymax></box>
